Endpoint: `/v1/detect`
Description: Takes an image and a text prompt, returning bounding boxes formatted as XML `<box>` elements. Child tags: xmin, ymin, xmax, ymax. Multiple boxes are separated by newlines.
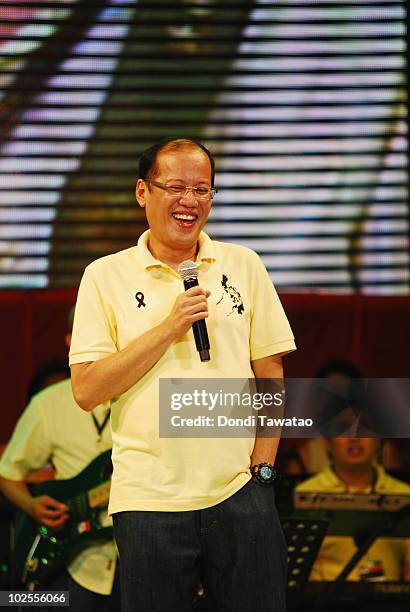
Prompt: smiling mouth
<box><xmin>172</xmin><ymin>213</ymin><xmax>198</xmax><ymax>223</ymax></box>
<box><xmin>346</xmin><ymin>444</ymin><xmax>364</xmax><ymax>456</ymax></box>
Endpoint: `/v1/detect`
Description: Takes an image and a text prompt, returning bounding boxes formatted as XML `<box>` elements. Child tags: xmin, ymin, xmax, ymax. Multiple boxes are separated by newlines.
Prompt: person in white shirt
<box><xmin>0</xmin><ymin>308</ymin><xmax>120</xmax><ymax>611</ymax></box>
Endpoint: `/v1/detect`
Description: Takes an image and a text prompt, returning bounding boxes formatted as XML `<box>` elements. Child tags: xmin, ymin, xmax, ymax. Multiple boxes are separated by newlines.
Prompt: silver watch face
<box><xmin>260</xmin><ymin>465</ymin><xmax>273</xmax><ymax>480</ymax></box>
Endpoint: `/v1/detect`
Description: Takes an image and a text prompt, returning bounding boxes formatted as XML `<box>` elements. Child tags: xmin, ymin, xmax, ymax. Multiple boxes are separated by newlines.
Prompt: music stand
<box><xmin>281</xmin><ymin>517</ymin><xmax>329</xmax><ymax>592</ymax></box>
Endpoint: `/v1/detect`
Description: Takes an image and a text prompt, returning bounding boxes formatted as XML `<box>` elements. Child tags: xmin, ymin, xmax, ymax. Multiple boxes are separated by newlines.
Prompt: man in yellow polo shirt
<box><xmin>70</xmin><ymin>137</ymin><xmax>296</xmax><ymax>611</ymax></box>
<box><xmin>296</xmin><ymin>438</ymin><xmax>410</xmax><ymax>582</ymax></box>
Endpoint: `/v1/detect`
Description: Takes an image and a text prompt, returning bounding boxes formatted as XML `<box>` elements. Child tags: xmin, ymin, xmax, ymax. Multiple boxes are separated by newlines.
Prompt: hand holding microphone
<box><xmin>177</xmin><ymin>260</ymin><xmax>211</xmax><ymax>362</ymax></box>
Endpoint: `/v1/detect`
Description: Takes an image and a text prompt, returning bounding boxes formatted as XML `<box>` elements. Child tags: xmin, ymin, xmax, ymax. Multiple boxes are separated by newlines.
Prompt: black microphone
<box><xmin>178</xmin><ymin>260</ymin><xmax>210</xmax><ymax>362</ymax></box>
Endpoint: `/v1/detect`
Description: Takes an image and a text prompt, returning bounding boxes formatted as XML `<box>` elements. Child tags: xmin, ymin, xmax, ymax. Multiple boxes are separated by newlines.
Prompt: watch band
<box><xmin>250</xmin><ymin>462</ymin><xmax>277</xmax><ymax>484</ymax></box>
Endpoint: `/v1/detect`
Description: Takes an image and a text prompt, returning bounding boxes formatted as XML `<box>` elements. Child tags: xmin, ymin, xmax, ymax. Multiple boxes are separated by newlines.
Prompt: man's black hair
<box><xmin>138</xmin><ymin>137</ymin><xmax>215</xmax><ymax>186</ymax></box>
<box><xmin>27</xmin><ymin>360</ymin><xmax>70</xmax><ymax>402</ymax></box>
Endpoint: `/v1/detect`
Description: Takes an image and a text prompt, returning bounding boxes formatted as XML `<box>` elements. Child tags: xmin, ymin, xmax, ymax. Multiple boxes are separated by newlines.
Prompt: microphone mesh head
<box><xmin>178</xmin><ymin>260</ymin><xmax>198</xmax><ymax>280</ymax></box>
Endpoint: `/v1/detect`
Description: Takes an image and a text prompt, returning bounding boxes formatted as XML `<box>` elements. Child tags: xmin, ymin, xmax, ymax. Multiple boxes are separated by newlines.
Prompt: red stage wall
<box><xmin>1</xmin><ymin>290</ymin><xmax>409</xmax><ymax>443</ymax></box>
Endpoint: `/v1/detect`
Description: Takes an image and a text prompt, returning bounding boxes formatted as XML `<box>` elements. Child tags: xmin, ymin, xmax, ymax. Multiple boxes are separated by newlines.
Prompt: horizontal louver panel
<box><xmin>0</xmin><ymin>0</ymin><xmax>408</xmax><ymax>292</ymax></box>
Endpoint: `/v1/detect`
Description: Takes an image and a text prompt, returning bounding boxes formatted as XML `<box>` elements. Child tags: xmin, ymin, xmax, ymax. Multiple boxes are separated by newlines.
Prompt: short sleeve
<box><xmin>69</xmin><ymin>264</ymin><xmax>118</xmax><ymax>365</ymax></box>
<box><xmin>0</xmin><ymin>397</ymin><xmax>52</xmax><ymax>480</ymax></box>
<box><xmin>249</xmin><ymin>252</ymin><xmax>296</xmax><ymax>361</ymax></box>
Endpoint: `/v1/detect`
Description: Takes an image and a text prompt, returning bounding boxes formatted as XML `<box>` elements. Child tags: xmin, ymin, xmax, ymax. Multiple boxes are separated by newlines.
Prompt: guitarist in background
<box><xmin>0</xmin><ymin>307</ymin><xmax>120</xmax><ymax>611</ymax></box>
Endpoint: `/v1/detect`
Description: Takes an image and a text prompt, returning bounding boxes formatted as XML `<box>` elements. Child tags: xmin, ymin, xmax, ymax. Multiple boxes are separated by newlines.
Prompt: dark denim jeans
<box><xmin>113</xmin><ymin>480</ymin><xmax>287</xmax><ymax>612</ymax></box>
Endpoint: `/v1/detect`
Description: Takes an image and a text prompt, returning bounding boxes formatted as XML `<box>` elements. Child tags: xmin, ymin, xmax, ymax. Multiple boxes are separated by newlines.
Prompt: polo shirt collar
<box><xmin>325</xmin><ymin>463</ymin><xmax>384</xmax><ymax>491</ymax></box>
<box><xmin>321</xmin><ymin>465</ymin><xmax>346</xmax><ymax>490</ymax></box>
<box><xmin>136</xmin><ymin>229</ymin><xmax>216</xmax><ymax>271</ymax></box>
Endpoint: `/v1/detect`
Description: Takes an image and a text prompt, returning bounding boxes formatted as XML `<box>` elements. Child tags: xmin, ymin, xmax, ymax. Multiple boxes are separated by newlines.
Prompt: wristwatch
<box><xmin>250</xmin><ymin>462</ymin><xmax>277</xmax><ymax>485</ymax></box>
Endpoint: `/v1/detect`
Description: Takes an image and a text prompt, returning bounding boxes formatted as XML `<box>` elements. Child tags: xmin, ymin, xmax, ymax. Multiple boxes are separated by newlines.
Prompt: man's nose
<box><xmin>180</xmin><ymin>187</ymin><xmax>198</xmax><ymax>202</ymax></box>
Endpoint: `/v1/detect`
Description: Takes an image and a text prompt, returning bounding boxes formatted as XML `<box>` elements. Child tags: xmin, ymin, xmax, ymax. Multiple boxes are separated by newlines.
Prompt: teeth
<box><xmin>173</xmin><ymin>213</ymin><xmax>196</xmax><ymax>221</ymax></box>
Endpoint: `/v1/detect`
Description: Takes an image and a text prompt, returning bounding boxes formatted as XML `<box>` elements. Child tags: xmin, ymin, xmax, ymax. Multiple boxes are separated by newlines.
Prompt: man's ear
<box><xmin>136</xmin><ymin>179</ymin><xmax>146</xmax><ymax>208</ymax></box>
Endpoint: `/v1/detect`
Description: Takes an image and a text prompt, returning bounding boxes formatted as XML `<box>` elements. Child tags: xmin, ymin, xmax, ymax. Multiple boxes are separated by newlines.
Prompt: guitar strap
<box><xmin>91</xmin><ymin>409</ymin><xmax>110</xmax><ymax>441</ymax></box>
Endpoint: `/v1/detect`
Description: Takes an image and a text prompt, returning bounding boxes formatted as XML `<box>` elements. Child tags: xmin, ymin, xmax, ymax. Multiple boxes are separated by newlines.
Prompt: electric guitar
<box><xmin>14</xmin><ymin>450</ymin><xmax>113</xmax><ymax>586</ymax></box>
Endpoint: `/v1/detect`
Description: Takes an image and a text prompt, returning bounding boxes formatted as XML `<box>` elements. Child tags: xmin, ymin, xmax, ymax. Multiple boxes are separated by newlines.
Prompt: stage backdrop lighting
<box><xmin>0</xmin><ymin>0</ymin><xmax>408</xmax><ymax>292</ymax></box>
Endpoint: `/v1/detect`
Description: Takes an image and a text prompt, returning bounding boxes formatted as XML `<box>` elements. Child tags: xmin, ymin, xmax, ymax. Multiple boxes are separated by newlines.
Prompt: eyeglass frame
<box><xmin>144</xmin><ymin>178</ymin><xmax>218</xmax><ymax>200</ymax></box>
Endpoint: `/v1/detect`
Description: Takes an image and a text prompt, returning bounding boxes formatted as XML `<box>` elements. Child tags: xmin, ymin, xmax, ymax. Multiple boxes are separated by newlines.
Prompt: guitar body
<box><xmin>14</xmin><ymin>450</ymin><xmax>113</xmax><ymax>586</ymax></box>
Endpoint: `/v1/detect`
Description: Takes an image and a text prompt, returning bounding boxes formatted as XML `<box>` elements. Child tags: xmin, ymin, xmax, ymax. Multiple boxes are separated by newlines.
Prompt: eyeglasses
<box><xmin>145</xmin><ymin>179</ymin><xmax>217</xmax><ymax>200</ymax></box>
